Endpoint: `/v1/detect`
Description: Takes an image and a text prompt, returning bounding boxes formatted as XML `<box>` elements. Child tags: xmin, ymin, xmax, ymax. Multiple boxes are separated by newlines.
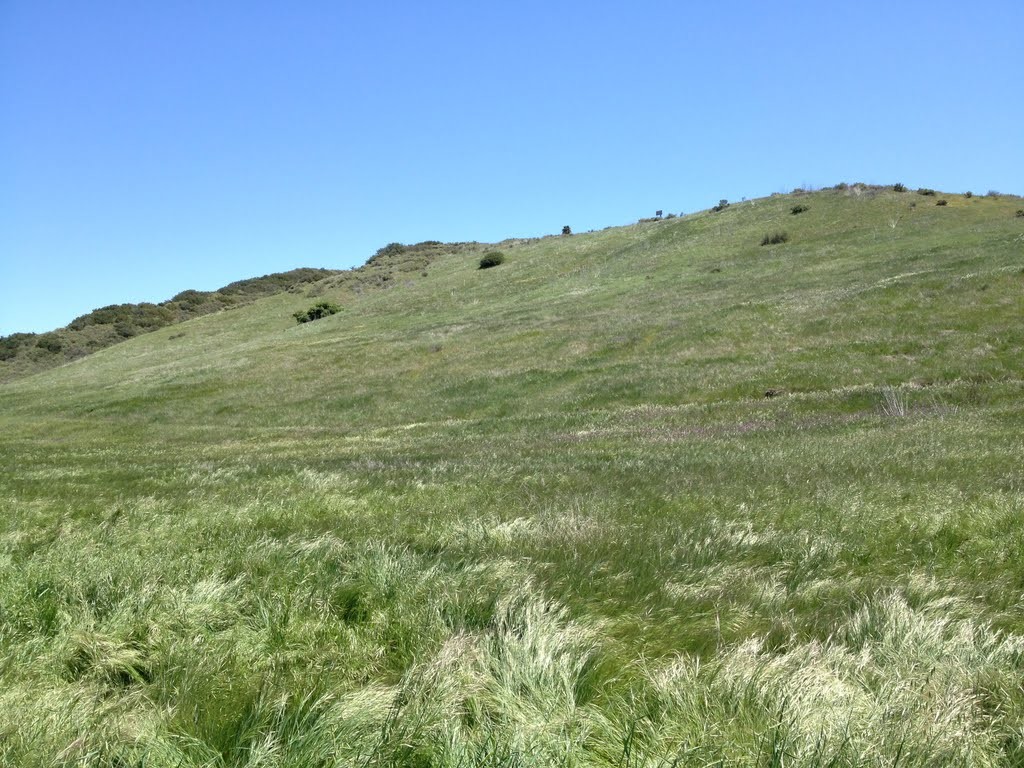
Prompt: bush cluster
<box><xmin>35</xmin><ymin>334</ymin><xmax>63</xmax><ymax>352</ymax></box>
<box><xmin>0</xmin><ymin>333</ymin><xmax>35</xmax><ymax>361</ymax></box>
<box><xmin>364</xmin><ymin>242</ymin><xmax>407</xmax><ymax>268</ymax></box>
<box><xmin>893</xmin><ymin>183</ymin><xmax>907</xmax><ymax>192</ymax></box>
<box><xmin>1016</xmin><ymin>209</ymin><xmax>1024</xmax><ymax>218</ymax></box>
<box><xmin>478</xmin><ymin>252</ymin><xmax>505</xmax><ymax>269</ymax></box>
<box><xmin>293</xmin><ymin>301</ymin><xmax>341</xmax><ymax>324</ymax></box>
<box><xmin>936</xmin><ymin>199</ymin><xmax>948</xmax><ymax>206</ymax></box>
<box><xmin>917</xmin><ymin>188</ymin><xmax>937</xmax><ymax>196</ymax></box>
<box><xmin>791</xmin><ymin>204</ymin><xmax>809</xmax><ymax>215</ymax></box>
<box><xmin>711</xmin><ymin>199</ymin><xmax>730</xmax><ymax>213</ymax></box>
<box><xmin>761</xmin><ymin>232</ymin><xmax>789</xmax><ymax>246</ymax></box>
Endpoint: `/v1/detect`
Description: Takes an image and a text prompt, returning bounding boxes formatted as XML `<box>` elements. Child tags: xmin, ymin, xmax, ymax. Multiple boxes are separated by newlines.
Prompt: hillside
<box><xmin>0</xmin><ymin>241</ymin><xmax>501</xmax><ymax>384</ymax></box>
<box><xmin>2</xmin><ymin>185</ymin><xmax>1024</xmax><ymax>766</ymax></box>
<box><xmin>0</xmin><ymin>268</ymin><xmax>348</xmax><ymax>382</ymax></box>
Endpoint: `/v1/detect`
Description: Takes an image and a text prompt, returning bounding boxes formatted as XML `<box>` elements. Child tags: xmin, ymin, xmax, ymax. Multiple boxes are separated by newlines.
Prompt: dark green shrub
<box><xmin>68</xmin><ymin>302</ymin><xmax>174</xmax><ymax>333</ymax></box>
<box><xmin>893</xmin><ymin>183</ymin><xmax>907</xmax><ymax>192</ymax></box>
<box><xmin>760</xmin><ymin>232</ymin><xmax>789</xmax><ymax>246</ymax></box>
<box><xmin>1016</xmin><ymin>209</ymin><xmax>1024</xmax><ymax>218</ymax></box>
<box><xmin>366</xmin><ymin>242</ymin><xmax>406</xmax><ymax>266</ymax></box>
<box><xmin>170</xmin><ymin>289</ymin><xmax>207</xmax><ymax>307</ymax></box>
<box><xmin>561</xmin><ymin>225</ymin><xmax>572</xmax><ymax>235</ymax></box>
<box><xmin>964</xmin><ymin>191</ymin><xmax>973</xmax><ymax>198</ymax></box>
<box><xmin>217</xmin><ymin>268</ymin><xmax>338</xmax><ymax>297</ymax></box>
<box><xmin>293</xmin><ymin>301</ymin><xmax>341</xmax><ymax>324</ymax></box>
<box><xmin>35</xmin><ymin>334</ymin><xmax>63</xmax><ymax>353</ymax></box>
<box><xmin>834</xmin><ymin>182</ymin><xmax>849</xmax><ymax>190</ymax></box>
<box><xmin>478</xmin><ymin>252</ymin><xmax>505</xmax><ymax>269</ymax></box>
<box><xmin>0</xmin><ymin>333</ymin><xmax>35</xmax><ymax>361</ymax></box>
<box><xmin>791</xmin><ymin>204</ymin><xmax>809</xmax><ymax>215</ymax></box>
<box><xmin>936</xmin><ymin>199</ymin><xmax>948</xmax><ymax>206</ymax></box>
<box><xmin>114</xmin><ymin>322</ymin><xmax>137</xmax><ymax>338</ymax></box>
<box><xmin>917</xmin><ymin>188</ymin><xmax>936</xmax><ymax>196</ymax></box>
<box><xmin>711</xmin><ymin>199</ymin><xmax>730</xmax><ymax>212</ymax></box>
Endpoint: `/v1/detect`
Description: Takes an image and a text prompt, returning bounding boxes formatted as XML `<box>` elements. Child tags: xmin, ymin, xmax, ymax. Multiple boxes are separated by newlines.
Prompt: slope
<box><xmin>0</xmin><ymin>267</ymin><xmax>349</xmax><ymax>382</ymax></box>
<box><xmin>2</xmin><ymin>185</ymin><xmax>1024</xmax><ymax>766</ymax></box>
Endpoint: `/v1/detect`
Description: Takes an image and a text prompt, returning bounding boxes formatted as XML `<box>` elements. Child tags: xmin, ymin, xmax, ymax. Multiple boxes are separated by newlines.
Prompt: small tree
<box><xmin>561</xmin><ymin>225</ymin><xmax>572</xmax><ymax>235</ymax></box>
<box><xmin>294</xmin><ymin>301</ymin><xmax>341</xmax><ymax>324</ymax></box>
<box><xmin>478</xmin><ymin>251</ymin><xmax>505</xmax><ymax>269</ymax></box>
<box><xmin>711</xmin><ymin>199</ymin><xmax>729</xmax><ymax>212</ymax></box>
<box><xmin>35</xmin><ymin>333</ymin><xmax>63</xmax><ymax>353</ymax></box>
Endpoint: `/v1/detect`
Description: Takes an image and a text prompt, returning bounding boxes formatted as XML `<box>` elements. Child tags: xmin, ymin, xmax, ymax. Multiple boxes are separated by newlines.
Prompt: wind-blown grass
<box><xmin>2</xmin><ymin>187</ymin><xmax>1024</xmax><ymax>765</ymax></box>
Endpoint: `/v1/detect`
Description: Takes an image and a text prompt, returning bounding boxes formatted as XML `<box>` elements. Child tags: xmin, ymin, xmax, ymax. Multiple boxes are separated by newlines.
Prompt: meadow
<box><xmin>2</xmin><ymin>186</ymin><xmax>1023</xmax><ymax>766</ymax></box>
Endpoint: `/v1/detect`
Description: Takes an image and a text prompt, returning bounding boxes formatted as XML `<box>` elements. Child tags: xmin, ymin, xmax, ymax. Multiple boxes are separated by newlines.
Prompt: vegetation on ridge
<box><xmin>0</xmin><ymin>268</ymin><xmax>342</xmax><ymax>381</ymax></box>
<box><xmin>1</xmin><ymin>185</ymin><xmax>1024</xmax><ymax>766</ymax></box>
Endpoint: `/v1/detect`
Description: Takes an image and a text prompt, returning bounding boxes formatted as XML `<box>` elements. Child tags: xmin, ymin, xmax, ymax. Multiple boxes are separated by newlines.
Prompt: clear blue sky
<box><xmin>2</xmin><ymin>1</ymin><xmax>1022</xmax><ymax>335</ymax></box>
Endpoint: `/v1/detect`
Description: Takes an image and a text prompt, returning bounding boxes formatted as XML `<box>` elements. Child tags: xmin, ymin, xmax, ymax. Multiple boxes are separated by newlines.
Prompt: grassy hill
<box><xmin>0</xmin><ymin>267</ymin><xmax>349</xmax><ymax>382</ymax></box>
<box><xmin>2</xmin><ymin>185</ymin><xmax>1023</xmax><ymax>766</ymax></box>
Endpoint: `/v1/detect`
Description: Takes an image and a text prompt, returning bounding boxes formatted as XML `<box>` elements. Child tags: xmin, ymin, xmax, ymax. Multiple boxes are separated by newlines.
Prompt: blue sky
<box><xmin>2</xmin><ymin>1</ymin><xmax>1022</xmax><ymax>335</ymax></box>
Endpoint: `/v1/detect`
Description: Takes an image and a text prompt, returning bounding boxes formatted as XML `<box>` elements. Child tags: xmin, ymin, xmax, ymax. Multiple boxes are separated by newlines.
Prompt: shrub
<box><xmin>760</xmin><ymin>232</ymin><xmax>789</xmax><ymax>246</ymax></box>
<box><xmin>561</xmin><ymin>225</ymin><xmax>572</xmax><ymax>236</ymax></box>
<box><xmin>1016</xmin><ymin>209</ymin><xmax>1024</xmax><ymax>218</ymax></box>
<box><xmin>936</xmin><ymin>199</ymin><xmax>948</xmax><ymax>206</ymax></box>
<box><xmin>791</xmin><ymin>204</ymin><xmax>809</xmax><ymax>215</ymax></box>
<box><xmin>293</xmin><ymin>301</ymin><xmax>341</xmax><ymax>324</ymax></box>
<box><xmin>986</xmin><ymin>190</ymin><xmax>1001</xmax><ymax>198</ymax></box>
<box><xmin>834</xmin><ymin>182</ymin><xmax>849</xmax><ymax>190</ymax></box>
<box><xmin>711</xmin><ymin>199</ymin><xmax>729</xmax><ymax>213</ymax></box>
<box><xmin>366</xmin><ymin>242</ymin><xmax>406</xmax><ymax>266</ymax></box>
<box><xmin>0</xmin><ymin>332</ymin><xmax>35</xmax><ymax>361</ymax></box>
<box><xmin>35</xmin><ymin>334</ymin><xmax>63</xmax><ymax>353</ymax></box>
<box><xmin>893</xmin><ymin>183</ymin><xmax>906</xmax><ymax>192</ymax></box>
<box><xmin>964</xmin><ymin>191</ymin><xmax>973</xmax><ymax>198</ymax></box>
<box><xmin>917</xmin><ymin>188</ymin><xmax>936</xmax><ymax>196</ymax></box>
<box><xmin>478</xmin><ymin>252</ymin><xmax>505</xmax><ymax>269</ymax></box>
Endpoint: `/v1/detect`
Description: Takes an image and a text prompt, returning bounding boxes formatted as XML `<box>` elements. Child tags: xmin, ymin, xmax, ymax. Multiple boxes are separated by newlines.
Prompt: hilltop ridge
<box><xmin>5</xmin><ymin>182</ymin><xmax>1020</xmax><ymax>422</ymax></box>
<box><xmin>0</xmin><ymin>267</ymin><xmax>342</xmax><ymax>381</ymax></box>
<box><xmin>5</xmin><ymin>183</ymin><xmax>1019</xmax><ymax>389</ymax></box>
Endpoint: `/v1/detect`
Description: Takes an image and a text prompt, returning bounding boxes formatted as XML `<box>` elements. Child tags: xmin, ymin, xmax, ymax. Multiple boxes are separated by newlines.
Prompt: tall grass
<box><xmin>3</xmin><ymin>187</ymin><xmax>1024</xmax><ymax>765</ymax></box>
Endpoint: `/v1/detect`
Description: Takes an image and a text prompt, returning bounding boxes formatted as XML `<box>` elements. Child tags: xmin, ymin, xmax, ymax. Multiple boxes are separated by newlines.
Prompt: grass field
<box><xmin>2</xmin><ymin>185</ymin><xmax>1024</xmax><ymax>766</ymax></box>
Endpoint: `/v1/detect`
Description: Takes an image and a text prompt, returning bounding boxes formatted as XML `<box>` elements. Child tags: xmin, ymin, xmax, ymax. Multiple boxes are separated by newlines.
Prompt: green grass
<box><xmin>0</xmin><ymin>268</ymin><xmax>350</xmax><ymax>383</ymax></box>
<box><xmin>2</xmin><ymin>186</ymin><xmax>1024</xmax><ymax>766</ymax></box>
